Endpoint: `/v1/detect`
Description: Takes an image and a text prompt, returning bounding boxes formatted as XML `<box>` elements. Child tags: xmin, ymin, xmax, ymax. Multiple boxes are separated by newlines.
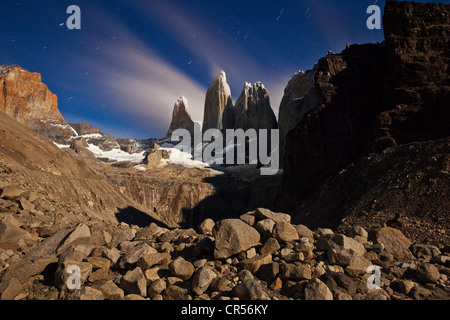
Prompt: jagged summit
<box><xmin>202</xmin><ymin>70</ymin><xmax>234</xmax><ymax>132</ymax></box>
<box><xmin>234</xmin><ymin>81</ymin><xmax>277</xmax><ymax>131</ymax></box>
<box><xmin>166</xmin><ymin>96</ymin><xmax>195</xmax><ymax>138</ymax></box>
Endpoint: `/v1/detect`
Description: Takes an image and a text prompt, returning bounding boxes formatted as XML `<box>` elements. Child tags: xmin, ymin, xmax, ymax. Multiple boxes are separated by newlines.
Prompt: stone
<box><xmin>410</xmin><ymin>244</ymin><xmax>441</xmax><ymax>260</ymax></box>
<box><xmin>102</xmin><ymin>248</ymin><xmax>121</xmax><ymax>265</ymax></box>
<box><xmin>169</xmin><ymin>257</ymin><xmax>195</xmax><ymax>281</ymax></box>
<box><xmin>192</xmin><ymin>267</ymin><xmax>217</xmax><ymax>295</ymax></box>
<box><xmin>345</xmin><ymin>256</ymin><xmax>372</xmax><ymax>277</ymax></box>
<box><xmin>289</xmin><ymin>264</ymin><xmax>312</xmax><ymax>281</ymax></box>
<box><xmin>254</xmin><ymin>208</ymin><xmax>291</xmax><ymax>224</ymax></box>
<box><xmin>233</xmin><ymin>279</ymin><xmax>265</xmax><ymax>300</ymax></box>
<box><xmin>258</xmin><ymin>262</ymin><xmax>279</xmax><ymax>282</ymax></box>
<box><xmin>198</xmin><ymin>218</ymin><xmax>215</xmax><ymax>235</ymax></box>
<box><xmin>144</xmin><ymin>267</ymin><xmax>161</xmax><ymax>281</ymax></box>
<box><xmin>353</xmin><ymin>226</ymin><xmax>368</xmax><ymax>239</ymax></box>
<box><xmin>119</xmin><ymin>243</ymin><xmax>157</xmax><ymax>268</ymax></box>
<box><xmin>0</xmin><ymin>278</ymin><xmax>22</xmax><ymax>300</ymax></box>
<box><xmin>123</xmin><ymin>294</ymin><xmax>147</xmax><ymax>301</ymax></box>
<box><xmin>269</xmin><ymin>277</ymin><xmax>283</xmax><ymax>291</ymax></box>
<box><xmin>397</xmin><ymin>279</ymin><xmax>415</xmax><ymax>295</ymax></box>
<box><xmin>120</xmin><ymin>267</ymin><xmax>147</xmax><ymax>297</ymax></box>
<box><xmin>322</xmin><ymin>271</ymin><xmax>357</xmax><ymax>295</ymax></box>
<box><xmin>326</xmin><ymin>234</ymin><xmax>366</xmax><ymax>267</ymax></box>
<box><xmin>163</xmin><ymin>285</ymin><xmax>190</xmax><ymax>300</ymax></box>
<box><xmin>166</xmin><ymin>96</ymin><xmax>195</xmax><ymax>138</ymax></box>
<box><xmin>137</xmin><ymin>252</ymin><xmax>171</xmax><ymax>270</ymax></box>
<box><xmin>305</xmin><ymin>279</ymin><xmax>333</xmax><ymax>300</ymax></box>
<box><xmin>260</xmin><ymin>237</ymin><xmax>280</xmax><ymax>255</ymax></box>
<box><xmin>79</xmin><ymin>287</ymin><xmax>104</xmax><ymax>300</ymax></box>
<box><xmin>255</xmin><ymin>219</ymin><xmax>275</xmax><ymax>239</ymax></box>
<box><xmin>99</xmin><ymin>280</ymin><xmax>125</xmax><ymax>300</ymax></box>
<box><xmin>148</xmin><ymin>279</ymin><xmax>167</xmax><ymax>297</ymax></box>
<box><xmin>213</xmin><ymin>219</ymin><xmax>260</xmax><ymax>260</ymax></box>
<box><xmin>416</xmin><ymin>263</ymin><xmax>441</xmax><ymax>283</ymax></box>
<box><xmin>88</xmin><ymin>268</ymin><xmax>110</xmax><ymax>283</ymax></box>
<box><xmin>240</xmin><ymin>254</ymin><xmax>273</xmax><ymax>274</ymax></box>
<box><xmin>86</xmin><ymin>257</ymin><xmax>110</xmax><ymax>270</ymax></box>
<box><xmin>370</xmin><ymin>227</ymin><xmax>414</xmax><ymax>261</ymax></box>
<box><xmin>0</xmin><ymin>185</ymin><xmax>27</xmax><ymax>200</ymax></box>
<box><xmin>238</xmin><ymin>269</ymin><xmax>254</xmax><ymax>282</ymax></box>
<box><xmin>240</xmin><ymin>212</ymin><xmax>256</xmax><ymax>226</ymax></box>
<box><xmin>0</xmin><ymin>214</ymin><xmax>34</xmax><ymax>245</ymax></box>
<box><xmin>294</xmin><ymin>225</ymin><xmax>315</xmax><ymax>243</ymax></box>
<box><xmin>18</xmin><ymin>197</ymin><xmax>34</xmax><ymax>211</ymax></box>
<box><xmin>2</xmin><ymin>256</ymin><xmax>58</xmax><ymax>284</ymax></box>
<box><xmin>110</xmin><ymin>228</ymin><xmax>136</xmax><ymax>247</ymax></box>
<box><xmin>57</xmin><ymin>224</ymin><xmax>91</xmax><ymax>253</ymax></box>
<box><xmin>273</xmin><ymin>222</ymin><xmax>299</xmax><ymax>243</ymax></box>
<box><xmin>135</xmin><ymin>223</ymin><xmax>164</xmax><ymax>240</ymax></box>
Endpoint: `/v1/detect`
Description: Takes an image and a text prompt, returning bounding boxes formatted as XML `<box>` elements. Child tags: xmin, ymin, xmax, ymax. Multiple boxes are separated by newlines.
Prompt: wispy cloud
<box><xmin>73</xmin><ymin>11</ymin><xmax>207</xmax><ymax>135</ymax></box>
<box><xmin>136</xmin><ymin>0</ymin><xmax>295</xmax><ymax>117</ymax></box>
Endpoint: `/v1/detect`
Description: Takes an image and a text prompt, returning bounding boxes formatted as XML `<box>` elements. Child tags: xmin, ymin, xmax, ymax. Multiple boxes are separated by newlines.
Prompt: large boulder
<box><xmin>213</xmin><ymin>219</ymin><xmax>260</xmax><ymax>259</ymax></box>
<box><xmin>370</xmin><ymin>227</ymin><xmax>414</xmax><ymax>261</ymax></box>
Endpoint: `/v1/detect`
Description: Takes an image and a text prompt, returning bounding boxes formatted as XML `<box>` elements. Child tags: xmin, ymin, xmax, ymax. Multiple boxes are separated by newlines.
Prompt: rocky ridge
<box><xmin>0</xmin><ymin>206</ymin><xmax>448</xmax><ymax>300</ymax></box>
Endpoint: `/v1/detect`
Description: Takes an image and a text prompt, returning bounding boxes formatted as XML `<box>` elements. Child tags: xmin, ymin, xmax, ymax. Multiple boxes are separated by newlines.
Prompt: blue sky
<box><xmin>1</xmin><ymin>0</ymin><xmax>448</xmax><ymax>139</ymax></box>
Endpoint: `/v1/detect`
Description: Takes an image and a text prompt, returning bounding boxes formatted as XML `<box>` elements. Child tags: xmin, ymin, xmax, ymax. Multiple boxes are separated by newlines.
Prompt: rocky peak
<box><xmin>70</xmin><ymin>121</ymin><xmax>102</xmax><ymax>136</ymax></box>
<box><xmin>279</xmin><ymin>1</ymin><xmax>449</xmax><ymax>216</ymax></box>
<box><xmin>202</xmin><ymin>71</ymin><xmax>234</xmax><ymax>133</ymax></box>
<box><xmin>166</xmin><ymin>96</ymin><xmax>195</xmax><ymax>138</ymax></box>
<box><xmin>0</xmin><ymin>65</ymin><xmax>64</xmax><ymax>124</ymax></box>
<box><xmin>234</xmin><ymin>81</ymin><xmax>278</xmax><ymax>131</ymax></box>
<box><xmin>278</xmin><ymin>68</ymin><xmax>318</xmax><ymax>166</ymax></box>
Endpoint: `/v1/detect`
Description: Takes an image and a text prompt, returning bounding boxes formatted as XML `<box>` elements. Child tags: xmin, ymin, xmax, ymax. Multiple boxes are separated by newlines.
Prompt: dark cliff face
<box><xmin>278</xmin><ymin>1</ymin><xmax>450</xmax><ymax>215</ymax></box>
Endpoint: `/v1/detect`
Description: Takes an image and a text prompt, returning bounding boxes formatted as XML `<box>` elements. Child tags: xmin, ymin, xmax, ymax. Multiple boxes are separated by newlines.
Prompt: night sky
<box><xmin>1</xmin><ymin>0</ymin><xmax>448</xmax><ymax>139</ymax></box>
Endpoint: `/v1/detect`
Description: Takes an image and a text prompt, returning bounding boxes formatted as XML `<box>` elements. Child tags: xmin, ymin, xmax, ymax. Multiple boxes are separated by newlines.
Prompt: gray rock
<box><xmin>233</xmin><ymin>279</ymin><xmax>265</xmax><ymax>300</ymax></box>
<box><xmin>192</xmin><ymin>267</ymin><xmax>217</xmax><ymax>295</ymax></box>
<box><xmin>273</xmin><ymin>222</ymin><xmax>299</xmax><ymax>243</ymax></box>
<box><xmin>198</xmin><ymin>218</ymin><xmax>215</xmax><ymax>235</ymax></box>
<box><xmin>305</xmin><ymin>278</ymin><xmax>333</xmax><ymax>300</ymax></box>
<box><xmin>0</xmin><ymin>278</ymin><xmax>22</xmax><ymax>300</ymax></box>
<box><xmin>120</xmin><ymin>267</ymin><xmax>147</xmax><ymax>297</ymax></box>
<box><xmin>169</xmin><ymin>257</ymin><xmax>195</xmax><ymax>281</ymax></box>
<box><xmin>213</xmin><ymin>219</ymin><xmax>260</xmax><ymax>260</ymax></box>
<box><xmin>99</xmin><ymin>280</ymin><xmax>125</xmax><ymax>300</ymax></box>
<box><xmin>255</xmin><ymin>219</ymin><xmax>275</xmax><ymax>239</ymax></box>
<box><xmin>119</xmin><ymin>243</ymin><xmax>157</xmax><ymax>268</ymax></box>
<box><xmin>416</xmin><ymin>263</ymin><xmax>441</xmax><ymax>283</ymax></box>
<box><xmin>255</xmin><ymin>208</ymin><xmax>291</xmax><ymax>224</ymax></box>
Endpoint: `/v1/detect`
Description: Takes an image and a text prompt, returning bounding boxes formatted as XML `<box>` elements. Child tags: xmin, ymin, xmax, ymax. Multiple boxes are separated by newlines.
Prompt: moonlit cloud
<box><xmin>73</xmin><ymin>11</ymin><xmax>207</xmax><ymax>136</ymax></box>
<box><xmin>137</xmin><ymin>0</ymin><xmax>295</xmax><ymax>118</ymax></box>
<box><xmin>72</xmin><ymin>1</ymin><xmax>298</xmax><ymax>138</ymax></box>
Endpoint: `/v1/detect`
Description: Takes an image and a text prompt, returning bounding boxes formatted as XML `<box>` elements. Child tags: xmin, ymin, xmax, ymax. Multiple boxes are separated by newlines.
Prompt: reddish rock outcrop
<box><xmin>0</xmin><ymin>66</ymin><xmax>64</xmax><ymax>124</ymax></box>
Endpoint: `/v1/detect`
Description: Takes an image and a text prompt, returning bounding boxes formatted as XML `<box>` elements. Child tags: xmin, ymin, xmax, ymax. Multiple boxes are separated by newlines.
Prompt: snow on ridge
<box><xmin>86</xmin><ymin>143</ymin><xmax>145</xmax><ymax>163</ymax></box>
